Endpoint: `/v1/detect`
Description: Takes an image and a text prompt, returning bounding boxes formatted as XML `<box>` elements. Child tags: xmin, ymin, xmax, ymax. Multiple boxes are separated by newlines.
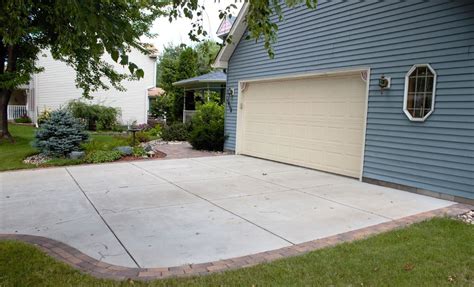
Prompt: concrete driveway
<box><xmin>0</xmin><ymin>155</ymin><xmax>453</xmax><ymax>268</ymax></box>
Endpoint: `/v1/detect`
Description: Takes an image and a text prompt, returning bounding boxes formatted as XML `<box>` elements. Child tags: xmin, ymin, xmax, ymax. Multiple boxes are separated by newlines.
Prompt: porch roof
<box><xmin>172</xmin><ymin>71</ymin><xmax>226</xmax><ymax>89</ymax></box>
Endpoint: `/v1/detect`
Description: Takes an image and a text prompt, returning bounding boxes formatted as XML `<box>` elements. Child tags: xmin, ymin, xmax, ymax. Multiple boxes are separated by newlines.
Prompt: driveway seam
<box><xmin>293</xmin><ymin>189</ymin><xmax>394</xmax><ymax>220</ymax></box>
<box><xmin>192</xmin><ymin>156</ymin><xmax>394</xmax><ymax>220</ymax></box>
<box><xmin>129</xmin><ymin>162</ymin><xmax>296</xmax><ymax>245</ymax></box>
<box><xmin>65</xmin><ymin>167</ymin><xmax>141</xmax><ymax>268</ymax></box>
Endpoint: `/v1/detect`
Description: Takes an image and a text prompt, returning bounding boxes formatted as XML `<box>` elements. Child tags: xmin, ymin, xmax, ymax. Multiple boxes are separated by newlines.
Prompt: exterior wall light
<box><xmin>226</xmin><ymin>87</ymin><xmax>234</xmax><ymax>112</ymax></box>
<box><xmin>379</xmin><ymin>74</ymin><xmax>391</xmax><ymax>94</ymax></box>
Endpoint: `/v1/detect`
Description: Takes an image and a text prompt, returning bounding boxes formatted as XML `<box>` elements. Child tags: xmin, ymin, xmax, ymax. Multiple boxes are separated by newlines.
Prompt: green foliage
<box><xmin>188</xmin><ymin>102</ymin><xmax>226</xmax><ymax>151</ymax></box>
<box><xmin>195</xmin><ymin>40</ymin><xmax>220</xmax><ymax>75</ymax></box>
<box><xmin>147</xmin><ymin>124</ymin><xmax>162</xmax><ymax>137</ymax></box>
<box><xmin>130</xmin><ymin>131</ymin><xmax>151</xmax><ymax>145</ymax></box>
<box><xmin>68</xmin><ymin>100</ymin><xmax>120</xmax><ymax>131</ymax></box>
<box><xmin>170</xmin><ymin>47</ymin><xmax>199</xmax><ymax>121</ymax></box>
<box><xmin>0</xmin><ymin>0</ymin><xmax>167</xmax><ymax>93</ymax></box>
<box><xmin>85</xmin><ymin>150</ymin><xmax>122</xmax><ymax>164</ymax></box>
<box><xmin>37</xmin><ymin>109</ymin><xmax>51</xmax><ymax>126</ymax></box>
<box><xmin>156</xmin><ymin>45</ymin><xmax>183</xmax><ymax>95</ymax></box>
<box><xmin>150</xmin><ymin>95</ymin><xmax>172</xmax><ymax>119</ymax></box>
<box><xmin>132</xmin><ymin>146</ymin><xmax>147</xmax><ymax>157</ymax></box>
<box><xmin>0</xmin><ymin>124</ymin><xmax>38</xmax><ymax>171</ymax></box>
<box><xmin>161</xmin><ymin>122</ymin><xmax>189</xmax><ymax>141</ymax></box>
<box><xmin>81</xmin><ymin>135</ymin><xmax>128</xmax><ymax>153</ymax></box>
<box><xmin>13</xmin><ymin>115</ymin><xmax>31</xmax><ymax>124</ymax></box>
<box><xmin>33</xmin><ymin>109</ymin><xmax>89</xmax><ymax>157</ymax></box>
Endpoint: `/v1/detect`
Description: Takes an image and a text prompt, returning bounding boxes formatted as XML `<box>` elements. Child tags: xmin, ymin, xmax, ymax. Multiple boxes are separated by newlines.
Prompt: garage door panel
<box><xmin>240</xmin><ymin>73</ymin><xmax>366</xmax><ymax>178</ymax></box>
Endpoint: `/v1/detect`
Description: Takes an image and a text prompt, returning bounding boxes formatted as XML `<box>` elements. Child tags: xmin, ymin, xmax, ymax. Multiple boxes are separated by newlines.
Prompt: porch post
<box><xmin>183</xmin><ymin>88</ymin><xmax>186</xmax><ymax>123</ymax></box>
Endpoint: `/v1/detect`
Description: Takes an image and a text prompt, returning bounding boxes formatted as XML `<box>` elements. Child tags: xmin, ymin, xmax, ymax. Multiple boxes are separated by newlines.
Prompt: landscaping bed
<box><xmin>0</xmin><ymin>124</ymin><xmax>163</xmax><ymax>171</ymax></box>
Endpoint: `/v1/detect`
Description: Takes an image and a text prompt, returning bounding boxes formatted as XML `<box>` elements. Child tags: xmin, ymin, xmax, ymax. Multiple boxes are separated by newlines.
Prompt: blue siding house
<box><xmin>214</xmin><ymin>0</ymin><xmax>474</xmax><ymax>204</ymax></box>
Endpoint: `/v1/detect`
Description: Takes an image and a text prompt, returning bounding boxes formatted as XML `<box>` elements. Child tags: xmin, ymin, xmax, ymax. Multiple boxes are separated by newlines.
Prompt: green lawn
<box><xmin>0</xmin><ymin>124</ymin><xmax>38</xmax><ymax>170</ymax></box>
<box><xmin>0</xmin><ymin>124</ymin><xmax>129</xmax><ymax>171</ymax></box>
<box><xmin>0</xmin><ymin>218</ymin><xmax>472</xmax><ymax>286</ymax></box>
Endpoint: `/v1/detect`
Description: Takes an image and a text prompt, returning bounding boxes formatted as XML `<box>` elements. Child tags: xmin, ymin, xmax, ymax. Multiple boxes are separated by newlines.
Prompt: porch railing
<box><xmin>7</xmin><ymin>105</ymin><xmax>28</xmax><ymax>120</ymax></box>
<box><xmin>183</xmin><ymin>110</ymin><xmax>197</xmax><ymax>123</ymax></box>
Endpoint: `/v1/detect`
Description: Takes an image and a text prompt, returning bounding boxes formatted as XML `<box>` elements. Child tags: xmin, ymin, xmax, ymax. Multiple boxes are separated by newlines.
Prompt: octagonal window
<box><xmin>404</xmin><ymin>64</ymin><xmax>437</xmax><ymax>121</ymax></box>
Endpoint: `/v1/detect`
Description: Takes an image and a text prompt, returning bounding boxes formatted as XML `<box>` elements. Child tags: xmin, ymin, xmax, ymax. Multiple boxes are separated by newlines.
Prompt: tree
<box><xmin>0</xmin><ymin>0</ymin><xmax>165</xmax><ymax>140</ymax></box>
<box><xmin>172</xmin><ymin>47</ymin><xmax>198</xmax><ymax>121</ymax></box>
<box><xmin>156</xmin><ymin>44</ymin><xmax>183</xmax><ymax>94</ymax></box>
<box><xmin>195</xmin><ymin>40</ymin><xmax>220</xmax><ymax>75</ymax></box>
<box><xmin>1</xmin><ymin>0</ymin><xmax>318</xmax><ymax>141</ymax></box>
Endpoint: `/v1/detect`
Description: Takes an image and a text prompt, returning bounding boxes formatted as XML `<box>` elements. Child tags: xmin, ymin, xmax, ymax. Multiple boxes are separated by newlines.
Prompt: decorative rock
<box><xmin>457</xmin><ymin>210</ymin><xmax>474</xmax><ymax>225</ymax></box>
<box><xmin>23</xmin><ymin>154</ymin><xmax>51</xmax><ymax>166</ymax></box>
<box><xmin>115</xmin><ymin>146</ymin><xmax>133</xmax><ymax>156</ymax></box>
<box><xmin>69</xmin><ymin>151</ymin><xmax>85</xmax><ymax>160</ymax></box>
<box><xmin>146</xmin><ymin>151</ymin><xmax>155</xmax><ymax>157</ymax></box>
<box><xmin>143</xmin><ymin>143</ymin><xmax>154</xmax><ymax>152</ymax></box>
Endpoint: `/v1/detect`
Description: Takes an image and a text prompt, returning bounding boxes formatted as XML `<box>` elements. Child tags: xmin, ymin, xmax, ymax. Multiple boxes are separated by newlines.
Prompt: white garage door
<box><xmin>238</xmin><ymin>72</ymin><xmax>367</xmax><ymax>178</ymax></box>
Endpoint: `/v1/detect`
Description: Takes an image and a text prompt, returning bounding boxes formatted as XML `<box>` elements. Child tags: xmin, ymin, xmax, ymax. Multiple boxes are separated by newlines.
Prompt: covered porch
<box><xmin>7</xmin><ymin>84</ymin><xmax>35</xmax><ymax>122</ymax></box>
<box><xmin>173</xmin><ymin>71</ymin><xmax>226</xmax><ymax>123</ymax></box>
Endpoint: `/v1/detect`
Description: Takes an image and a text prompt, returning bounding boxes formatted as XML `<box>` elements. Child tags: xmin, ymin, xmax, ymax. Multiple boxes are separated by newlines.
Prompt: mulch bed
<box><xmin>119</xmin><ymin>150</ymin><xmax>167</xmax><ymax>162</ymax></box>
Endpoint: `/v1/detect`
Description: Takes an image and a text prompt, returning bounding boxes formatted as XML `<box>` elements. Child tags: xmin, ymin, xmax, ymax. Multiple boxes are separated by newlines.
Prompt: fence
<box><xmin>7</xmin><ymin>105</ymin><xmax>28</xmax><ymax>120</ymax></box>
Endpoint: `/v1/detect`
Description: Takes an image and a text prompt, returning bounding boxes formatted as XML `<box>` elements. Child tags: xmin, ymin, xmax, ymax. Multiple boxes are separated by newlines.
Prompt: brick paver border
<box><xmin>1</xmin><ymin>203</ymin><xmax>471</xmax><ymax>281</ymax></box>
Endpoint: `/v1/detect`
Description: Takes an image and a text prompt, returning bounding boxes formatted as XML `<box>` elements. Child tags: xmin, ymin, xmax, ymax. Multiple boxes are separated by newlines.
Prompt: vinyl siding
<box><xmin>225</xmin><ymin>0</ymin><xmax>474</xmax><ymax>199</ymax></box>
<box><xmin>34</xmin><ymin>48</ymin><xmax>156</xmax><ymax>124</ymax></box>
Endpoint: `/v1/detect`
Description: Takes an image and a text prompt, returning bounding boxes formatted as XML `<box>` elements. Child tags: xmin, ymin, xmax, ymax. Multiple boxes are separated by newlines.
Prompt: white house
<box><xmin>8</xmin><ymin>47</ymin><xmax>157</xmax><ymax>125</ymax></box>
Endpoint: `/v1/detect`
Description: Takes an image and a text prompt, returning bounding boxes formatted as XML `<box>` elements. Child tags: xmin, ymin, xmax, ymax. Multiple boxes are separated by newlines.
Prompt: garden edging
<box><xmin>0</xmin><ymin>203</ymin><xmax>471</xmax><ymax>281</ymax></box>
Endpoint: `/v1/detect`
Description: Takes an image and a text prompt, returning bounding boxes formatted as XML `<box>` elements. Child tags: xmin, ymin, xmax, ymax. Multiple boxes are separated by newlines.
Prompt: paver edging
<box><xmin>0</xmin><ymin>203</ymin><xmax>471</xmax><ymax>281</ymax></box>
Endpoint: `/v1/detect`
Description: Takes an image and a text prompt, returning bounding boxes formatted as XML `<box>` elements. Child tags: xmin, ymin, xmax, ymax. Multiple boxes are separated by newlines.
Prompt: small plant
<box><xmin>85</xmin><ymin>150</ymin><xmax>122</xmax><ymax>163</ymax></box>
<box><xmin>81</xmin><ymin>136</ymin><xmax>128</xmax><ymax>153</ymax></box>
<box><xmin>33</xmin><ymin>109</ymin><xmax>89</xmax><ymax>157</ymax></box>
<box><xmin>129</xmin><ymin>131</ymin><xmax>151</xmax><ymax>146</ymax></box>
<box><xmin>161</xmin><ymin>122</ymin><xmax>189</xmax><ymax>141</ymax></box>
<box><xmin>147</xmin><ymin>124</ymin><xmax>162</xmax><ymax>137</ymax></box>
<box><xmin>68</xmin><ymin>100</ymin><xmax>120</xmax><ymax>131</ymax></box>
<box><xmin>132</xmin><ymin>146</ymin><xmax>147</xmax><ymax>157</ymax></box>
<box><xmin>14</xmin><ymin>114</ymin><xmax>32</xmax><ymax>124</ymax></box>
<box><xmin>37</xmin><ymin>109</ymin><xmax>51</xmax><ymax>125</ymax></box>
<box><xmin>188</xmin><ymin>102</ymin><xmax>226</xmax><ymax>151</ymax></box>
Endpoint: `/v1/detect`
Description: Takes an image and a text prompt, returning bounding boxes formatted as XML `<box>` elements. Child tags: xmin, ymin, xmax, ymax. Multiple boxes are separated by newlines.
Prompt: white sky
<box><xmin>143</xmin><ymin>1</ymin><xmax>243</xmax><ymax>55</ymax></box>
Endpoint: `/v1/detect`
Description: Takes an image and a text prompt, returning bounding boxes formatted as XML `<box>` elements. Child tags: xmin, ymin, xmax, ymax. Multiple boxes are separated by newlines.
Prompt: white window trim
<box><xmin>403</xmin><ymin>63</ymin><xmax>437</xmax><ymax>122</ymax></box>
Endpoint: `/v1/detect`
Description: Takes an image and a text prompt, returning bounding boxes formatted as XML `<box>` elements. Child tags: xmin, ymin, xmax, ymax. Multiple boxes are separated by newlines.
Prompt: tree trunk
<box><xmin>0</xmin><ymin>89</ymin><xmax>13</xmax><ymax>142</ymax></box>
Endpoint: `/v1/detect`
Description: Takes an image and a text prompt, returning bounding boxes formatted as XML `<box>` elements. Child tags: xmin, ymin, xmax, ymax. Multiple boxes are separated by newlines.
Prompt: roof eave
<box><xmin>172</xmin><ymin>79</ymin><xmax>227</xmax><ymax>87</ymax></box>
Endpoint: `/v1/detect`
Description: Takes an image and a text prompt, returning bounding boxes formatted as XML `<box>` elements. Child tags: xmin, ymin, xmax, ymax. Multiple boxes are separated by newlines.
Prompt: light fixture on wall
<box><xmin>226</xmin><ymin>87</ymin><xmax>234</xmax><ymax>113</ymax></box>
<box><xmin>379</xmin><ymin>74</ymin><xmax>391</xmax><ymax>94</ymax></box>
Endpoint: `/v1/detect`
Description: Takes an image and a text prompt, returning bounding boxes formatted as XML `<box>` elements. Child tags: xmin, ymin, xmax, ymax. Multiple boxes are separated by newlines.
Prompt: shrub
<box><xmin>33</xmin><ymin>109</ymin><xmax>89</xmax><ymax>157</ymax></box>
<box><xmin>129</xmin><ymin>131</ymin><xmax>150</xmax><ymax>146</ymax></box>
<box><xmin>161</xmin><ymin>122</ymin><xmax>189</xmax><ymax>141</ymax></box>
<box><xmin>68</xmin><ymin>100</ymin><xmax>120</xmax><ymax>131</ymax></box>
<box><xmin>132</xmin><ymin>146</ymin><xmax>147</xmax><ymax>157</ymax></box>
<box><xmin>188</xmin><ymin>102</ymin><xmax>226</xmax><ymax>151</ymax></box>
<box><xmin>150</xmin><ymin>95</ymin><xmax>172</xmax><ymax>119</ymax></box>
<box><xmin>147</xmin><ymin>124</ymin><xmax>162</xmax><ymax>137</ymax></box>
<box><xmin>14</xmin><ymin>114</ymin><xmax>32</xmax><ymax>123</ymax></box>
<box><xmin>85</xmin><ymin>150</ymin><xmax>122</xmax><ymax>163</ymax></box>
